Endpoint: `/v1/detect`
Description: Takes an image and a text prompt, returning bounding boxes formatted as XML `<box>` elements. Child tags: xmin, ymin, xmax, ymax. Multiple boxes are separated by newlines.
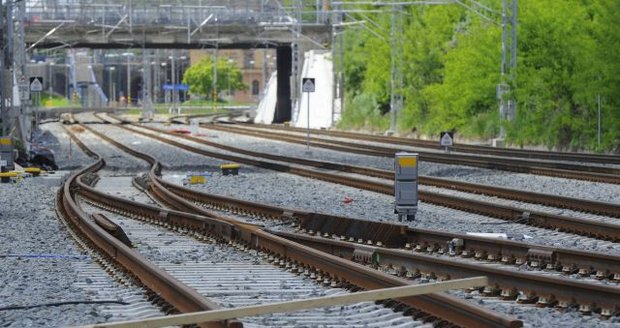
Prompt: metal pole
<box><xmin>339</xmin><ymin>24</ymin><xmax>345</xmax><ymax>122</ymax></box>
<box><xmin>65</xmin><ymin>66</ymin><xmax>69</xmax><ymax>102</ymax></box>
<box><xmin>213</xmin><ymin>47</ymin><xmax>218</xmax><ymax>112</ymax></box>
<box><xmin>306</xmin><ymin>91</ymin><xmax>310</xmax><ymax>151</ymax></box>
<box><xmin>48</xmin><ymin>63</ymin><xmax>53</xmax><ymax>97</ymax></box>
<box><xmin>171</xmin><ymin>50</ymin><xmax>176</xmax><ymax>111</ymax></box>
<box><xmin>108</xmin><ymin>68</ymin><xmax>112</xmax><ymax>105</ymax></box>
<box><xmin>389</xmin><ymin>1</ymin><xmax>397</xmax><ymax>133</ymax></box>
<box><xmin>127</xmin><ymin>54</ymin><xmax>131</xmax><ymax>106</ymax></box>
<box><xmin>597</xmin><ymin>94</ymin><xmax>601</xmax><ymax>147</ymax></box>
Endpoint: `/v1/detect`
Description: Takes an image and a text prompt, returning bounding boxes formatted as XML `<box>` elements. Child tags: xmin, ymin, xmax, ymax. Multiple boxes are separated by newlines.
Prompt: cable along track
<box><xmin>67</xmin><ymin>120</ymin><xmax>521</xmax><ymax>327</ymax></box>
<box><xmin>200</xmin><ymin>123</ymin><xmax>620</xmax><ymax>184</ymax></box>
<box><xmin>80</xmin><ymin>115</ymin><xmax>620</xmax><ymax>320</ymax></box>
<box><xmin>96</xmin><ymin>115</ymin><xmax>620</xmax><ymax>242</ymax></box>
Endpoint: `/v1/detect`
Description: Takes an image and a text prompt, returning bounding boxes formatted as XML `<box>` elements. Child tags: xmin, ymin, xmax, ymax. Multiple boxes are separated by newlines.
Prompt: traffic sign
<box><xmin>29</xmin><ymin>77</ymin><xmax>43</xmax><ymax>92</ymax></box>
<box><xmin>440</xmin><ymin>132</ymin><xmax>454</xmax><ymax>147</ymax></box>
<box><xmin>302</xmin><ymin>78</ymin><xmax>315</xmax><ymax>92</ymax></box>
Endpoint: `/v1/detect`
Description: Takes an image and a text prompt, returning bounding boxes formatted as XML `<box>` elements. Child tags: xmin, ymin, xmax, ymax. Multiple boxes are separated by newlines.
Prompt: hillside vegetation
<box><xmin>337</xmin><ymin>0</ymin><xmax>620</xmax><ymax>151</ymax></box>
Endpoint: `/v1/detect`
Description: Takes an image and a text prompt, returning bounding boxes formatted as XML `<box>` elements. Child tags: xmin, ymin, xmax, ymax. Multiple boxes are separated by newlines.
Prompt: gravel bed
<box><xmin>144</xmin><ymin>122</ymin><xmax>620</xmax><ymax>204</ymax></box>
<box><xmin>86</xmin><ymin>124</ymin><xmax>227</xmax><ymax>172</ymax></box>
<box><xmin>78</xmin><ymin>201</ymin><xmax>425</xmax><ymax>327</ymax></box>
<box><xmin>174</xmin><ymin>169</ymin><xmax>620</xmax><ymax>256</ymax></box>
<box><xmin>222</xmin><ymin>123</ymin><xmax>620</xmax><ymax>169</ymax></box>
<box><xmin>166</xmin><ymin>170</ymin><xmax>618</xmax><ymax>327</ymax></box>
<box><xmin>420</xmin><ymin>185</ymin><xmax>620</xmax><ymax>225</ymax></box>
<box><xmin>35</xmin><ymin>115</ymin><xmax>617</xmax><ymax>326</ymax></box>
<box><xmin>0</xmin><ymin>179</ymin><xmax>161</xmax><ymax>327</ymax></box>
<box><xmin>74</xmin><ymin>127</ymin><xmax>149</xmax><ymax>173</ymax></box>
<box><xmin>36</xmin><ymin>122</ymin><xmax>93</xmax><ymax>170</ymax></box>
<box><xmin>82</xmin><ymin>119</ymin><xmax>620</xmax><ymax>254</ymax></box>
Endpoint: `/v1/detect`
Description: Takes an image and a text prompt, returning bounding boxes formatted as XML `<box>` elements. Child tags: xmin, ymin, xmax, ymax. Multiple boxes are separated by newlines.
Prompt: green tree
<box><xmin>338</xmin><ymin>0</ymin><xmax>620</xmax><ymax>151</ymax></box>
<box><xmin>182</xmin><ymin>57</ymin><xmax>246</xmax><ymax>101</ymax></box>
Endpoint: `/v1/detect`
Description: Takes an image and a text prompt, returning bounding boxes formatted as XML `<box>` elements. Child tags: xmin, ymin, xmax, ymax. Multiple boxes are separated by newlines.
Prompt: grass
<box><xmin>38</xmin><ymin>92</ymin><xmax>71</xmax><ymax>108</ymax></box>
<box><xmin>123</xmin><ymin>98</ymin><xmax>253</xmax><ymax>116</ymax></box>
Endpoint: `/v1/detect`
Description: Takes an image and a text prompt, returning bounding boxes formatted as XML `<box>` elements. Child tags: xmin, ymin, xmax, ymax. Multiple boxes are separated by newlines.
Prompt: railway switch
<box><xmin>394</xmin><ymin>152</ymin><xmax>418</xmax><ymax>222</ymax></box>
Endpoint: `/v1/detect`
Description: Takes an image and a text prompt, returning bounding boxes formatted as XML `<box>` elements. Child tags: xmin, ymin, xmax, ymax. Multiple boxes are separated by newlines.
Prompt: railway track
<box><xmin>200</xmin><ymin>123</ymin><xmax>620</xmax><ymax>184</ymax></box>
<box><xmin>241</xmin><ymin>123</ymin><xmax>620</xmax><ymax>165</ymax></box>
<box><xmin>157</xmin><ymin>180</ymin><xmax>620</xmax><ymax>283</ymax></box>
<box><xmin>77</xmin><ymin>201</ymin><xmax>421</xmax><ymax>328</ymax></box>
<box><xmin>76</xmin><ymin>115</ymin><xmax>620</xmax><ymax>319</ymax></box>
<box><xmin>96</xmin><ymin>114</ymin><xmax>620</xmax><ymax>241</ymax></box>
<box><xmin>128</xmin><ymin>120</ymin><xmax>620</xmax><ymax>219</ymax></box>
<box><xmin>61</xmin><ymin>123</ymin><xmax>519</xmax><ymax>327</ymax></box>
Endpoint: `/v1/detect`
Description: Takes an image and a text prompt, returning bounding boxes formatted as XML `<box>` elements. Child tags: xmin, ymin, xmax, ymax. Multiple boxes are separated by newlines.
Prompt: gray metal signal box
<box><xmin>394</xmin><ymin>152</ymin><xmax>418</xmax><ymax>221</ymax></box>
<box><xmin>0</xmin><ymin>138</ymin><xmax>14</xmax><ymax>171</ymax></box>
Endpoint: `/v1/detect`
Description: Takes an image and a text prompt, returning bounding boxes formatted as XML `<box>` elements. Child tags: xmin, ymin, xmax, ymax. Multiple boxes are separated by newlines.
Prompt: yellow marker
<box><xmin>220</xmin><ymin>163</ymin><xmax>241</xmax><ymax>170</ymax></box>
<box><xmin>25</xmin><ymin>167</ymin><xmax>42</xmax><ymax>176</ymax></box>
<box><xmin>189</xmin><ymin>175</ymin><xmax>206</xmax><ymax>184</ymax></box>
<box><xmin>398</xmin><ymin>157</ymin><xmax>417</xmax><ymax>167</ymax></box>
<box><xmin>0</xmin><ymin>138</ymin><xmax>11</xmax><ymax>145</ymax></box>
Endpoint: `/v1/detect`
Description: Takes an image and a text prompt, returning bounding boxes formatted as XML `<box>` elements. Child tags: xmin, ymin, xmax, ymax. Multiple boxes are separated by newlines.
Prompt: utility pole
<box><xmin>498</xmin><ymin>0</ymin><xmax>517</xmax><ymax>139</ymax></box>
<box><xmin>212</xmin><ymin>46</ymin><xmax>217</xmax><ymax>112</ymax></box>
<box><xmin>141</xmin><ymin>49</ymin><xmax>154</xmax><ymax>119</ymax></box>
<box><xmin>0</xmin><ymin>0</ymin><xmax>9</xmax><ymax>136</ymax></box>
<box><xmin>291</xmin><ymin>0</ymin><xmax>303</xmax><ymax>112</ymax></box>
<box><xmin>331</xmin><ymin>1</ymin><xmax>344</xmax><ymax>125</ymax></box>
<box><xmin>389</xmin><ymin>1</ymin><xmax>404</xmax><ymax>134</ymax></box>
<box><xmin>12</xmin><ymin>0</ymin><xmax>29</xmax><ymax>147</ymax></box>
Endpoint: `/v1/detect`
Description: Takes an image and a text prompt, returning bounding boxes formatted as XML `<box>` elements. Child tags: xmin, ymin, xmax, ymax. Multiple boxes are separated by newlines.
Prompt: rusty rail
<box><xmin>81</xmin><ymin>115</ymin><xmax>620</xmax><ymax>318</ymax></box>
<box><xmin>203</xmin><ymin>123</ymin><xmax>620</xmax><ymax>184</ymax></box>
<box><xmin>158</xmin><ymin>179</ymin><xmax>620</xmax><ymax>281</ymax></box>
<box><xmin>132</xmin><ymin>122</ymin><xmax>620</xmax><ymax>219</ymax></box>
<box><xmin>94</xmin><ymin>118</ymin><xmax>620</xmax><ymax>241</ymax></box>
<box><xmin>277</xmin><ymin>231</ymin><xmax>620</xmax><ymax>316</ymax></box>
<box><xmin>76</xmin><ymin>118</ymin><xmax>620</xmax><ymax>315</ymax></box>
<box><xmin>73</xmin><ymin>119</ymin><xmax>522</xmax><ymax>328</ymax></box>
<box><xmin>58</xmin><ymin>127</ymin><xmax>241</xmax><ymax>328</ymax></box>
<box><xmin>244</xmin><ymin>123</ymin><xmax>620</xmax><ymax>165</ymax></box>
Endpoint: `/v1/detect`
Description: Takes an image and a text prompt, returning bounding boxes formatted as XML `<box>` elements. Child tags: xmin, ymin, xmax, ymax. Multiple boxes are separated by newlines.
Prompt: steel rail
<box><xmin>73</xmin><ymin>120</ymin><xmax>522</xmax><ymax>328</ymax></box>
<box><xmin>202</xmin><ymin>123</ymin><xmax>620</xmax><ymax>184</ymax></box>
<box><xmin>244</xmin><ymin>123</ymin><xmax>620</xmax><ymax>165</ymax></box>
<box><xmin>157</xmin><ymin>180</ymin><xmax>620</xmax><ymax>281</ymax></box>
<box><xmin>132</xmin><ymin>122</ymin><xmax>620</xmax><ymax>219</ymax></box>
<box><xmin>75</xmin><ymin>119</ymin><xmax>619</xmax><ymax>321</ymax></box>
<box><xmin>276</xmin><ymin>231</ymin><xmax>620</xmax><ymax>316</ymax></box>
<box><xmin>95</xmin><ymin>119</ymin><xmax>620</xmax><ymax>241</ymax></box>
<box><xmin>57</xmin><ymin>128</ymin><xmax>239</xmax><ymax>328</ymax></box>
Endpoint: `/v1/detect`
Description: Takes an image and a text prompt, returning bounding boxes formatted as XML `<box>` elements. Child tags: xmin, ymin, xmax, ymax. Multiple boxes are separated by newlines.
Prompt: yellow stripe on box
<box><xmin>398</xmin><ymin>157</ymin><xmax>417</xmax><ymax>167</ymax></box>
<box><xmin>220</xmin><ymin>163</ymin><xmax>241</xmax><ymax>169</ymax></box>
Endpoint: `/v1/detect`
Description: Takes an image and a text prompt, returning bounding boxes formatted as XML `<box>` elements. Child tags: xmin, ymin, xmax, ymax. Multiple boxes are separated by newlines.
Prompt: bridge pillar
<box><xmin>274</xmin><ymin>46</ymin><xmax>292</xmax><ymax>123</ymax></box>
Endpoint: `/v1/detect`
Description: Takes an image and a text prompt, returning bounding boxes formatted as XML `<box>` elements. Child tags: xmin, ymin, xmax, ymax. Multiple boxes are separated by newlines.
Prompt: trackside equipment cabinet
<box><xmin>394</xmin><ymin>152</ymin><xmax>418</xmax><ymax>221</ymax></box>
<box><xmin>0</xmin><ymin>138</ymin><xmax>14</xmax><ymax>171</ymax></box>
